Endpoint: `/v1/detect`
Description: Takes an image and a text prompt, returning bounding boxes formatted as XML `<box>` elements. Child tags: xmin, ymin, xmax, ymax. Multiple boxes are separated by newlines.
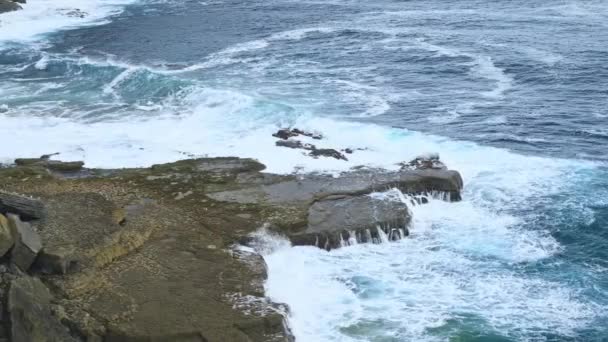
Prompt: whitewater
<box><xmin>1</xmin><ymin>0</ymin><xmax>608</xmax><ymax>340</ymax></box>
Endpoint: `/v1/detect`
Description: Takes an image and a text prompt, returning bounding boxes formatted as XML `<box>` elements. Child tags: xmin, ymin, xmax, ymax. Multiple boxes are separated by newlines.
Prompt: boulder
<box><xmin>8</xmin><ymin>276</ymin><xmax>78</xmax><ymax>342</ymax></box>
<box><xmin>0</xmin><ymin>191</ymin><xmax>46</xmax><ymax>220</ymax></box>
<box><xmin>0</xmin><ymin>0</ymin><xmax>21</xmax><ymax>14</ymax></box>
<box><xmin>401</xmin><ymin>153</ymin><xmax>447</xmax><ymax>170</ymax></box>
<box><xmin>0</xmin><ymin>214</ymin><xmax>14</xmax><ymax>258</ymax></box>
<box><xmin>272</xmin><ymin>128</ymin><xmax>322</xmax><ymax>140</ymax></box>
<box><xmin>272</xmin><ymin>129</ymin><xmax>299</xmax><ymax>140</ymax></box>
<box><xmin>7</xmin><ymin>214</ymin><xmax>42</xmax><ymax>271</ymax></box>
<box><xmin>275</xmin><ymin>139</ymin><xmax>315</xmax><ymax>150</ymax></box>
<box><xmin>291</xmin><ymin>194</ymin><xmax>411</xmax><ymax>250</ymax></box>
<box><xmin>309</xmin><ymin>148</ymin><xmax>348</xmax><ymax>161</ymax></box>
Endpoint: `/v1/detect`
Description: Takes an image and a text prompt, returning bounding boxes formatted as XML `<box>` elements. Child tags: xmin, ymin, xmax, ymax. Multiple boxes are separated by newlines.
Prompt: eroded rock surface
<box><xmin>0</xmin><ymin>155</ymin><xmax>462</xmax><ymax>341</ymax></box>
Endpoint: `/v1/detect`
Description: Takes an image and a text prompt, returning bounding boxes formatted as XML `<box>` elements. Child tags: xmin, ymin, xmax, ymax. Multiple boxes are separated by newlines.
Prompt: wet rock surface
<box><xmin>0</xmin><ymin>155</ymin><xmax>462</xmax><ymax>341</ymax></box>
<box><xmin>15</xmin><ymin>156</ymin><xmax>85</xmax><ymax>173</ymax></box>
<box><xmin>0</xmin><ymin>0</ymin><xmax>21</xmax><ymax>14</ymax></box>
<box><xmin>293</xmin><ymin>195</ymin><xmax>411</xmax><ymax>250</ymax></box>
<box><xmin>273</xmin><ymin>128</ymin><xmax>322</xmax><ymax>140</ymax></box>
<box><xmin>272</xmin><ymin>128</ymin><xmax>349</xmax><ymax>161</ymax></box>
<box><xmin>400</xmin><ymin>153</ymin><xmax>447</xmax><ymax>170</ymax></box>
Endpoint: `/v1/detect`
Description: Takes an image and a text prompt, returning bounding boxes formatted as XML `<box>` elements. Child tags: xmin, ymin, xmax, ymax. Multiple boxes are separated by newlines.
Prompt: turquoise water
<box><xmin>1</xmin><ymin>0</ymin><xmax>608</xmax><ymax>340</ymax></box>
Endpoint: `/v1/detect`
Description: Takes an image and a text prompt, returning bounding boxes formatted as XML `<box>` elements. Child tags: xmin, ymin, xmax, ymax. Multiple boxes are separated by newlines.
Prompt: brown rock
<box><xmin>14</xmin><ymin>157</ymin><xmax>84</xmax><ymax>173</ymax></box>
<box><xmin>7</xmin><ymin>214</ymin><xmax>42</xmax><ymax>271</ymax></box>
<box><xmin>0</xmin><ymin>214</ymin><xmax>14</xmax><ymax>258</ymax></box>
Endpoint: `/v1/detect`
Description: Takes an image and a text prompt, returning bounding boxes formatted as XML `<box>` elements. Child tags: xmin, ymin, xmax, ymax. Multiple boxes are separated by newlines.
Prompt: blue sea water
<box><xmin>1</xmin><ymin>0</ymin><xmax>607</xmax><ymax>341</ymax></box>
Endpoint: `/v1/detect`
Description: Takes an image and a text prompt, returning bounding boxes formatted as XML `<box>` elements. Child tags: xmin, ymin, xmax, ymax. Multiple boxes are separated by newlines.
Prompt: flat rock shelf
<box><xmin>0</xmin><ymin>156</ymin><xmax>462</xmax><ymax>342</ymax></box>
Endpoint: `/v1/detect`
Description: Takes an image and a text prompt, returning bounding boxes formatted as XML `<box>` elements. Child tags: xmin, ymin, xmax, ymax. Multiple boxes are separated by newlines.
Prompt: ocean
<box><xmin>1</xmin><ymin>0</ymin><xmax>607</xmax><ymax>340</ymax></box>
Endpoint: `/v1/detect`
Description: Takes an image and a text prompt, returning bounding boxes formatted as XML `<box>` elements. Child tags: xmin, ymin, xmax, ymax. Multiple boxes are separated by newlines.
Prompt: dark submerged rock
<box><xmin>272</xmin><ymin>129</ymin><xmax>299</xmax><ymax>140</ymax></box>
<box><xmin>309</xmin><ymin>148</ymin><xmax>348</xmax><ymax>161</ymax></box>
<box><xmin>0</xmin><ymin>0</ymin><xmax>21</xmax><ymax>14</ymax></box>
<box><xmin>276</xmin><ymin>139</ymin><xmax>312</xmax><ymax>150</ymax></box>
<box><xmin>273</xmin><ymin>128</ymin><xmax>322</xmax><ymax>140</ymax></box>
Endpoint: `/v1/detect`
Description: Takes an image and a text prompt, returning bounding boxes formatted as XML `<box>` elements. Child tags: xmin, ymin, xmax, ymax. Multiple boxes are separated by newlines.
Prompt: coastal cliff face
<box><xmin>0</xmin><ymin>156</ymin><xmax>462</xmax><ymax>341</ymax></box>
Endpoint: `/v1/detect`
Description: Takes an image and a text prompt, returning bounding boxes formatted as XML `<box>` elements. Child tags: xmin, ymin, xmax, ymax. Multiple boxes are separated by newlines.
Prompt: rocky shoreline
<box><xmin>0</xmin><ymin>151</ymin><xmax>462</xmax><ymax>341</ymax></box>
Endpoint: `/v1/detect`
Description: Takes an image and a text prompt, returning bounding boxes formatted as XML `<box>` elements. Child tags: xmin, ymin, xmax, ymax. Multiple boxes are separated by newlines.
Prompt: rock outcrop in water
<box><xmin>0</xmin><ymin>155</ymin><xmax>462</xmax><ymax>341</ymax></box>
<box><xmin>0</xmin><ymin>0</ymin><xmax>22</xmax><ymax>14</ymax></box>
<box><xmin>272</xmin><ymin>128</ymin><xmax>349</xmax><ymax>161</ymax></box>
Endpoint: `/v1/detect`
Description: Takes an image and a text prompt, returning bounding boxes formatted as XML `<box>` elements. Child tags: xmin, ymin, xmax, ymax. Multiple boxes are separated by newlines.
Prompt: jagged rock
<box><xmin>7</xmin><ymin>214</ymin><xmax>42</xmax><ymax>271</ymax></box>
<box><xmin>272</xmin><ymin>128</ymin><xmax>322</xmax><ymax>140</ymax></box>
<box><xmin>272</xmin><ymin>129</ymin><xmax>299</xmax><ymax>140</ymax></box>
<box><xmin>0</xmin><ymin>214</ymin><xmax>14</xmax><ymax>258</ymax></box>
<box><xmin>291</xmin><ymin>128</ymin><xmax>322</xmax><ymax>140</ymax></box>
<box><xmin>273</xmin><ymin>129</ymin><xmax>346</xmax><ymax>160</ymax></box>
<box><xmin>0</xmin><ymin>0</ymin><xmax>21</xmax><ymax>14</ymax></box>
<box><xmin>275</xmin><ymin>139</ymin><xmax>315</xmax><ymax>150</ymax></box>
<box><xmin>309</xmin><ymin>148</ymin><xmax>348</xmax><ymax>161</ymax></box>
<box><xmin>401</xmin><ymin>153</ymin><xmax>447</xmax><ymax>170</ymax></box>
<box><xmin>275</xmin><ymin>139</ymin><xmax>347</xmax><ymax>160</ymax></box>
<box><xmin>276</xmin><ymin>139</ymin><xmax>304</xmax><ymax>149</ymax></box>
<box><xmin>0</xmin><ymin>191</ymin><xmax>46</xmax><ymax>220</ymax></box>
<box><xmin>8</xmin><ymin>276</ymin><xmax>78</xmax><ymax>342</ymax></box>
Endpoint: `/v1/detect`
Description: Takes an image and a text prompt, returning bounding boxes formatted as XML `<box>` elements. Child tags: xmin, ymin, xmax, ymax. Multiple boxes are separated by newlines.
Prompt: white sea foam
<box><xmin>265</xmin><ymin>229</ymin><xmax>599</xmax><ymax>341</ymax></box>
<box><xmin>264</xmin><ymin>166</ymin><xmax>601</xmax><ymax>341</ymax></box>
<box><xmin>269</xmin><ymin>27</ymin><xmax>336</xmax><ymax>41</ymax></box>
<box><xmin>473</xmin><ymin>55</ymin><xmax>513</xmax><ymax>98</ymax></box>
<box><xmin>103</xmin><ymin>67</ymin><xmax>137</xmax><ymax>95</ymax></box>
<box><xmin>0</xmin><ymin>0</ymin><xmax>135</xmax><ymax>45</ymax></box>
<box><xmin>34</xmin><ymin>54</ymin><xmax>50</xmax><ymax>70</ymax></box>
